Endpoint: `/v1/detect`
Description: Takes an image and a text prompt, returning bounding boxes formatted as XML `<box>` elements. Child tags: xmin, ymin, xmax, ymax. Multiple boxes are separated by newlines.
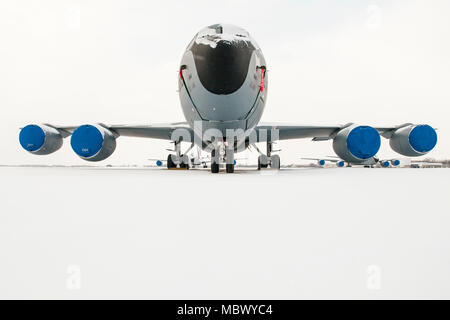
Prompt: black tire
<box><xmin>258</xmin><ymin>155</ymin><xmax>269</xmax><ymax>170</ymax></box>
<box><xmin>211</xmin><ymin>149</ymin><xmax>219</xmax><ymax>173</ymax></box>
<box><xmin>226</xmin><ymin>164</ymin><xmax>234</xmax><ymax>173</ymax></box>
<box><xmin>167</xmin><ymin>154</ymin><xmax>176</xmax><ymax>169</ymax></box>
<box><xmin>179</xmin><ymin>154</ymin><xmax>189</xmax><ymax>169</ymax></box>
<box><xmin>211</xmin><ymin>163</ymin><xmax>219</xmax><ymax>173</ymax></box>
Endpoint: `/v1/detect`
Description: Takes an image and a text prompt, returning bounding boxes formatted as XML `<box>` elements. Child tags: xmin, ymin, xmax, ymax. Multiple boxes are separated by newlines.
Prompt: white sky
<box><xmin>1</xmin><ymin>0</ymin><xmax>449</xmax><ymax>165</ymax></box>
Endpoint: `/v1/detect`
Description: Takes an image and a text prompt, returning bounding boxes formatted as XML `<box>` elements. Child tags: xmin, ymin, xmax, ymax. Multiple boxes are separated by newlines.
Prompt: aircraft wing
<box><xmin>47</xmin><ymin>122</ymin><xmax>411</xmax><ymax>142</ymax></box>
<box><xmin>301</xmin><ymin>157</ymin><xmax>340</xmax><ymax>163</ymax></box>
<box><xmin>254</xmin><ymin>123</ymin><xmax>409</xmax><ymax>141</ymax></box>
<box><xmin>254</xmin><ymin>123</ymin><xmax>341</xmax><ymax>141</ymax></box>
<box><xmin>52</xmin><ymin>122</ymin><xmax>193</xmax><ymax>140</ymax></box>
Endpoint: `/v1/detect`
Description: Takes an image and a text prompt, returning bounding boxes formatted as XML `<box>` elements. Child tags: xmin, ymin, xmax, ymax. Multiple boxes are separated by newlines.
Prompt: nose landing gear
<box><xmin>210</xmin><ymin>143</ymin><xmax>235</xmax><ymax>173</ymax></box>
<box><xmin>211</xmin><ymin>148</ymin><xmax>220</xmax><ymax>173</ymax></box>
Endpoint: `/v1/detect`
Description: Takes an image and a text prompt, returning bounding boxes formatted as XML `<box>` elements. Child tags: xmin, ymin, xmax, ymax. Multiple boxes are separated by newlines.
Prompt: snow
<box><xmin>195</xmin><ymin>24</ymin><xmax>255</xmax><ymax>49</ymax></box>
<box><xmin>0</xmin><ymin>166</ymin><xmax>449</xmax><ymax>299</ymax></box>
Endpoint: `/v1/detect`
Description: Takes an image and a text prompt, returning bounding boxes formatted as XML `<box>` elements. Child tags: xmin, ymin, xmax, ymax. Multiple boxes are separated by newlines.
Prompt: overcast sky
<box><xmin>1</xmin><ymin>0</ymin><xmax>449</xmax><ymax>165</ymax></box>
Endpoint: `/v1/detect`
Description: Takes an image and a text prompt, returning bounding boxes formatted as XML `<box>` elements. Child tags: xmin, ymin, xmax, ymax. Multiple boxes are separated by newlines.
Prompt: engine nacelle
<box><xmin>19</xmin><ymin>124</ymin><xmax>63</xmax><ymax>155</ymax></box>
<box><xmin>381</xmin><ymin>161</ymin><xmax>390</xmax><ymax>168</ymax></box>
<box><xmin>332</xmin><ymin>124</ymin><xmax>381</xmax><ymax>163</ymax></box>
<box><xmin>336</xmin><ymin>161</ymin><xmax>345</xmax><ymax>167</ymax></box>
<box><xmin>389</xmin><ymin>124</ymin><xmax>437</xmax><ymax>157</ymax></box>
<box><xmin>70</xmin><ymin>124</ymin><xmax>116</xmax><ymax>161</ymax></box>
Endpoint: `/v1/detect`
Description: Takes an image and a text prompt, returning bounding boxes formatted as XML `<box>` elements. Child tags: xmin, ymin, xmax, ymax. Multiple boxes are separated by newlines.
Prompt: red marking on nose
<box><xmin>260</xmin><ymin>68</ymin><xmax>265</xmax><ymax>92</ymax></box>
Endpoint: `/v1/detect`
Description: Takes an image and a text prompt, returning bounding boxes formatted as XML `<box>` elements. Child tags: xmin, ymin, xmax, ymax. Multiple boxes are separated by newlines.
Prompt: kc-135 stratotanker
<box><xmin>19</xmin><ymin>24</ymin><xmax>438</xmax><ymax>173</ymax></box>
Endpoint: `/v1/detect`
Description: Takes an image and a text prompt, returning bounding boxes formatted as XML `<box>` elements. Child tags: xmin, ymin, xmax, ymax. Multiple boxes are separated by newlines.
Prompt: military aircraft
<box><xmin>302</xmin><ymin>156</ymin><xmax>401</xmax><ymax>168</ymax></box>
<box><xmin>19</xmin><ymin>24</ymin><xmax>438</xmax><ymax>173</ymax></box>
<box><xmin>302</xmin><ymin>157</ymin><xmax>346</xmax><ymax>168</ymax></box>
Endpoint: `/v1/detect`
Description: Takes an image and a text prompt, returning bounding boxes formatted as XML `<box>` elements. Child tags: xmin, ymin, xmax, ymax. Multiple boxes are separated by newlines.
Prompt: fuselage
<box><xmin>178</xmin><ymin>24</ymin><xmax>267</xmax><ymax>146</ymax></box>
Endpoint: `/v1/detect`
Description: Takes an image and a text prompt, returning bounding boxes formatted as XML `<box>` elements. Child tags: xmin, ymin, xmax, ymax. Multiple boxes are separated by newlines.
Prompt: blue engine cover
<box><xmin>389</xmin><ymin>124</ymin><xmax>437</xmax><ymax>157</ymax></box>
<box><xmin>409</xmin><ymin>125</ymin><xmax>437</xmax><ymax>153</ymax></box>
<box><xmin>19</xmin><ymin>125</ymin><xmax>45</xmax><ymax>151</ymax></box>
<box><xmin>19</xmin><ymin>124</ymin><xmax>63</xmax><ymax>155</ymax></box>
<box><xmin>70</xmin><ymin>124</ymin><xmax>116</xmax><ymax>161</ymax></box>
<box><xmin>71</xmin><ymin>125</ymin><xmax>104</xmax><ymax>158</ymax></box>
<box><xmin>347</xmin><ymin>126</ymin><xmax>381</xmax><ymax>160</ymax></box>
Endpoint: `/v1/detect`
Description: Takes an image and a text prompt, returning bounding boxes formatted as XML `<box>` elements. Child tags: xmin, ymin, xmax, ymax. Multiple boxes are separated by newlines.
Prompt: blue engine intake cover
<box><xmin>409</xmin><ymin>125</ymin><xmax>437</xmax><ymax>153</ymax></box>
<box><xmin>347</xmin><ymin>126</ymin><xmax>381</xmax><ymax>159</ymax></box>
<box><xmin>19</xmin><ymin>125</ymin><xmax>45</xmax><ymax>151</ymax></box>
<box><xmin>71</xmin><ymin>125</ymin><xmax>103</xmax><ymax>158</ymax></box>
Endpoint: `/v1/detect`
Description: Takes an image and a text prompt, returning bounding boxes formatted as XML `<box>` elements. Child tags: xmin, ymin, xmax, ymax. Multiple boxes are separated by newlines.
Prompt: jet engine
<box><xmin>336</xmin><ymin>161</ymin><xmax>345</xmax><ymax>167</ymax></box>
<box><xmin>381</xmin><ymin>161</ymin><xmax>390</xmax><ymax>168</ymax></box>
<box><xmin>332</xmin><ymin>124</ymin><xmax>381</xmax><ymax>163</ymax></box>
<box><xmin>19</xmin><ymin>124</ymin><xmax>63</xmax><ymax>155</ymax></box>
<box><xmin>389</xmin><ymin>124</ymin><xmax>437</xmax><ymax>157</ymax></box>
<box><xmin>71</xmin><ymin>124</ymin><xmax>117</xmax><ymax>161</ymax></box>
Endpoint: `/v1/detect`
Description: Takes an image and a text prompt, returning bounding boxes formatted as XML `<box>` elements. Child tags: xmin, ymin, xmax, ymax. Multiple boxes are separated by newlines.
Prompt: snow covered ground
<box><xmin>1</xmin><ymin>166</ymin><xmax>449</xmax><ymax>299</ymax></box>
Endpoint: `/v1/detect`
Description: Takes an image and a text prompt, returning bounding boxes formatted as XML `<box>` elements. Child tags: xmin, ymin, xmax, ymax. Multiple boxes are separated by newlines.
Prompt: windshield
<box><xmin>190</xmin><ymin>39</ymin><xmax>255</xmax><ymax>95</ymax></box>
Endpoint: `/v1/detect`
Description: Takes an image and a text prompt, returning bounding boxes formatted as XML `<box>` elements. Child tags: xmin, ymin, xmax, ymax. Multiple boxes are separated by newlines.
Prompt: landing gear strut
<box><xmin>225</xmin><ymin>144</ymin><xmax>234</xmax><ymax>173</ymax></box>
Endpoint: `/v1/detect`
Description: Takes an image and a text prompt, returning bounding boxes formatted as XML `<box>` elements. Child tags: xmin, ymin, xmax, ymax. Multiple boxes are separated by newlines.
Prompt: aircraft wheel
<box><xmin>211</xmin><ymin>163</ymin><xmax>219</xmax><ymax>173</ymax></box>
<box><xmin>226</xmin><ymin>164</ymin><xmax>234</xmax><ymax>173</ymax></box>
<box><xmin>211</xmin><ymin>149</ymin><xmax>219</xmax><ymax>173</ymax></box>
<box><xmin>179</xmin><ymin>154</ymin><xmax>190</xmax><ymax>169</ymax></box>
<box><xmin>167</xmin><ymin>154</ymin><xmax>176</xmax><ymax>169</ymax></box>
<box><xmin>258</xmin><ymin>155</ymin><xmax>269</xmax><ymax>170</ymax></box>
<box><xmin>271</xmin><ymin>155</ymin><xmax>280</xmax><ymax>169</ymax></box>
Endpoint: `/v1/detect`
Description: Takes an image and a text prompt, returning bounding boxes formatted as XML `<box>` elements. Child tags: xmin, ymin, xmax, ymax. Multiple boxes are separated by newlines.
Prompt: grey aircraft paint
<box><xmin>178</xmin><ymin>24</ymin><xmax>267</xmax><ymax>140</ymax></box>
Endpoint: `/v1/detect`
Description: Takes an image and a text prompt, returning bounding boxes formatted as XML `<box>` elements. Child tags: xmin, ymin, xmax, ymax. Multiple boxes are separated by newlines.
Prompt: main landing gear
<box><xmin>167</xmin><ymin>140</ymin><xmax>192</xmax><ymax>170</ymax></box>
<box><xmin>256</xmin><ymin>141</ymin><xmax>281</xmax><ymax>170</ymax></box>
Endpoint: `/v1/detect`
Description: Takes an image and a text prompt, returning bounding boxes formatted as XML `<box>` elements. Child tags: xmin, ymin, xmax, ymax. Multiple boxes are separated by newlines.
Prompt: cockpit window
<box><xmin>191</xmin><ymin>40</ymin><xmax>255</xmax><ymax>95</ymax></box>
